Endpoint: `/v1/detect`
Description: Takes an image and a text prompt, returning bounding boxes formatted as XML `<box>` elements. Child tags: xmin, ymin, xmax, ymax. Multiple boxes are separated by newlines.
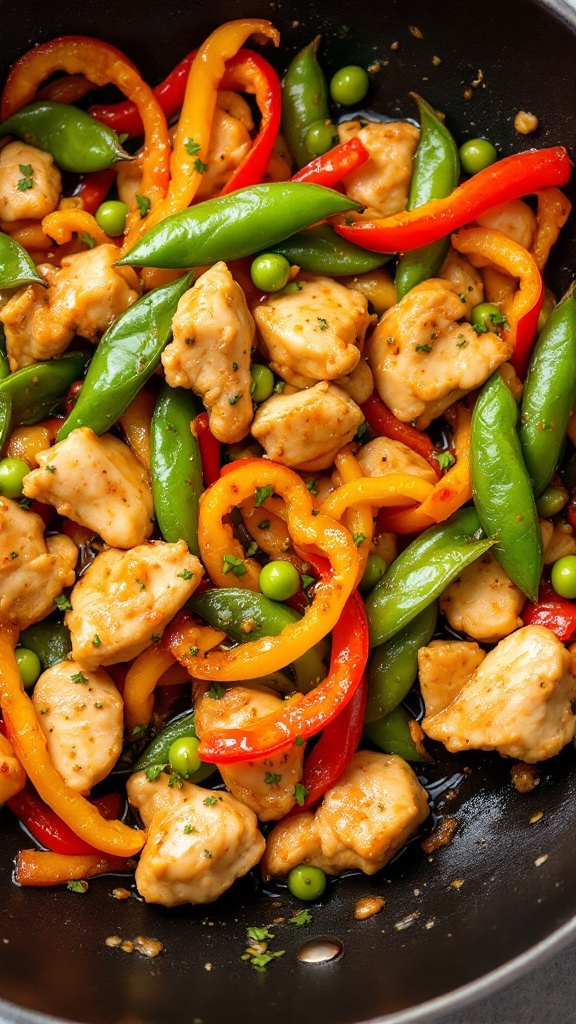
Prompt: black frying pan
<box><xmin>1</xmin><ymin>1</ymin><xmax>576</xmax><ymax>1021</ymax></box>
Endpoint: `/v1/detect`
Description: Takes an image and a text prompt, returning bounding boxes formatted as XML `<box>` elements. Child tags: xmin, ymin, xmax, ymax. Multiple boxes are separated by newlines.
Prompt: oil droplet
<box><xmin>297</xmin><ymin>938</ymin><xmax>344</xmax><ymax>965</ymax></box>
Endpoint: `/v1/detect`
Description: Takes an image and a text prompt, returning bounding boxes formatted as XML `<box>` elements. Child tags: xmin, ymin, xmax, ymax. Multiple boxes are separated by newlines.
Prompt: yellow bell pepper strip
<box><xmin>0</xmin><ymin>625</ymin><xmax>145</xmax><ymax>858</ymax></box>
<box><xmin>0</xmin><ymin>35</ymin><xmax>170</xmax><ymax>234</ymax></box>
<box><xmin>166</xmin><ymin>458</ymin><xmax>358</xmax><ymax>682</ymax></box>
<box><xmin>42</xmin><ymin>208</ymin><xmax>112</xmax><ymax>247</ymax></box>
<box><xmin>0</xmin><ymin>729</ymin><xmax>26</xmax><ymax>804</ymax></box>
<box><xmin>122</xmin><ymin>20</ymin><xmax>279</xmax><ymax>252</ymax></box>
<box><xmin>451</xmin><ymin>226</ymin><xmax>543</xmax><ymax>379</ymax></box>
<box><xmin>531</xmin><ymin>187</ymin><xmax>572</xmax><ymax>271</ymax></box>
<box><xmin>333</xmin><ymin>447</ymin><xmax>373</xmax><ymax>585</ymax></box>
<box><xmin>196</xmin><ymin>590</ymin><xmax>368</xmax><ymax>763</ymax></box>
<box><xmin>320</xmin><ymin>473</ymin><xmax>435</xmax><ymax>519</ymax></box>
<box><xmin>118</xmin><ymin>389</ymin><xmax>155</xmax><ymax>470</ymax></box>
<box><xmin>14</xmin><ymin>849</ymin><xmax>132</xmax><ymax>887</ymax></box>
<box><xmin>241</xmin><ymin>496</ymin><xmax>308</xmax><ymax>573</ymax></box>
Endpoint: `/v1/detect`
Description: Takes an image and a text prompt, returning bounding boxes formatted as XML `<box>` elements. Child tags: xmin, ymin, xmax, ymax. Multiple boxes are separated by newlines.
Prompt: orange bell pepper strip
<box><xmin>0</xmin><ymin>626</ymin><xmax>144</xmax><ymax>858</ymax></box>
<box><xmin>37</xmin><ymin>72</ymin><xmax>93</xmax><ymax>105</ymax></box>
<box><xmin>241</xmin><ymin>497</ymin><xmax>307</xmax><ymax>573</ymax></box>
<box><xmin>451</xmin><ymin>226</ymin><xmax>543</xmax><ymax>378</ymax></box>
<box><xmin>0</xmin><ymin>729</ymin><xmax>26</xmax><ymax>803</ymax></box>
<box><xmin>14</xmin><ymin>849</ymin><xmax>132</xmax><ymax>887</ymax></box>
<box><xmin>531</xmin><ymin>187</ymin><xmax>572</xmax><ymax>271</ymax></box>
<box><xmin>42</xmin><ymin>209</ymin><xmax>112</xmax><ymax>247</ymax></box>
<box><xmin>118</xmin><ymin>389</ymin><xmax>155</xmax><ymax>470</ymax></box>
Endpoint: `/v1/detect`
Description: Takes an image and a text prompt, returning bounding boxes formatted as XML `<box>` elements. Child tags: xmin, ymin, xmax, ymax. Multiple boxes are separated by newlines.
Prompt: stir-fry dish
<box><xmin>0</xmin><ymin>19</ymin><xmax>575</xmax><ymax>914</ymax></box>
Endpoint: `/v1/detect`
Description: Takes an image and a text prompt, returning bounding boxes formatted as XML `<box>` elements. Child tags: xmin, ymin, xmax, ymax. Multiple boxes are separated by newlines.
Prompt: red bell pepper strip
<box><xmin>90</xmin><ymin>49</ymin><xmax>197</xmax><ymax>135</ymax></box>
<box><xmin>291</xmin><ymin>137</ymin><xmax>369</xmax><ymax>188</ymax></box>
<box><xmin>193</xmin><ymin>412</ymin><xmax>221</xmax><ymax>486</ymax></box>
<box><xmin>197</xmin><ymin>589</ymin><xmax>369</xmax><ymax>764</ymax></box>
<box><xmin>7</xmin><ymin>788</ymin><xmax>123</xmax><ymax>856</ymax></box>
<box><xmin>336</xmin><ymin>147</ymin><xmax>573</xmax><ymax>253</ymax></box>
<box><xmin>522</xmin><ymin>580</ymin><xmax>576</xmax><ymax>641</ymax></box>
<box><xmin>74</xmin><ymin>169</ymin><xmax>115</xmax><ymax>215</ymax></box>
<box><xmin>362</xmin><ymin>393</ymin><xmax>442</xmax><ymax>478</ymax></box>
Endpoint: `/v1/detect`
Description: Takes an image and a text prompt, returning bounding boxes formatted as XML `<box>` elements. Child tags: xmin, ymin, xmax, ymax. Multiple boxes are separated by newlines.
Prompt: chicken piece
<box><xmin>196</xmin><ymin>103</ymin><xmax>252</xmax><ymax>200</ymax></box>
<box><xmin>263</xmin><ymin>751</ymin><xmax>429</xmax><ymax>878</ymax></box>
<box><xmin>368</xmin><ymin>278</ymin><xmax>512</xmax><ymax>428</ymax></box>
<box><xmin>251</xmin><ymin>382</ymin><xmax>364</xmax><ymax>472</ymax></box>
<box><xmin>0</xmin><ymin>497</ymin><xmax>77</xmax><ymax>630</ymax></box>
<box><xmin>423</xmin><ymin>625</ymin><xmax>576</xmax><ymax>763</ymax></box>
<box><xmin>0</xmin><ymin>732</ymin><xmax>26</xmax><ymax>804</ymax></box>
<box><xmin>338</xmin><ymin>121</ymin><xmax>420</xmax><ymax>217</ymax></box>
<box><xmin>440</xmin><ymin>248</ymin><xmax>484</xmax><ymax>316</ymax></box>
<box><xmin>334</xmin><ymin>359</ymin><xmax>374</xmax><ymax>405</ymax></box>
<box><xmin>541</xmin><ymin>519</ymin><xmax>576</xmax><ymax>565</ymax></box>
<box><xmin>476</xmin><ymin>199</ymin><xmax>537</xmax><ymax>250</ymax></box>
<box><xmin>439</xmin><ymin>550</ymin><xmax>526</xmax><ymax>643</ymax></box>
<box><xmin>418</xmin><ymin>639</ymin><xmax>486</xmax><ymax>718</ymax></box>
<box><xmin>254</xmin><ymin>276</ymin><xmax>372</xmax><ymax>387</ymax></box>
<box><xmin>0</xmin><ymin>245</ymin><xmax>141</xmax><ymax>370</ymax></box>
<box><xmin>23</xmin><ymin>428</ymin><xmax>154</xmax><ymax>549</ymax></box>
<box><xmin>195</xmin><ymin>687</ymin><xmax>305</xmax><ymax>821</ymax></box>
<box><xmin>32</xmin><ymin>660</ymin><xmax>123</xmax><ymax>795</ymax></box>
<box><xmin>0</xmin><ymin>142</ymin><xmax>61</xmax><ymax>222</ymax></box>
<box><xmin>127</xmin><ymin>771</ymin><xmax>265</xmax><ymax>906</ymax></box>
<box><xmin>162</xmin><ymin>262</ymin><xmax>254</xmax><ymax>444</ymax></box>
<box><xmin>356</xmin><ymin>436</ymin><xmax>437</xmax><ymax>484</ymax></box>
<box><xmin>66</xmin><ymin>541</ymin><xmax>202</xmax><ymax>669</ymax></box>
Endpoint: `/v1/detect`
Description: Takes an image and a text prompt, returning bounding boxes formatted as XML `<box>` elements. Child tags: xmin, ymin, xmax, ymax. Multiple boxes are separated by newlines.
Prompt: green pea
<box><xmin>250</xmin><ymin>364</ymin><xmax>275</xmax><ymax>403</ymax></box>
<box><xmin>250</xmin><ymin>253</ymin><xmax>291</xmax><ymax>292</ymax></box>
<box><xmin>330</xmin><ymin>65</ymin><xmax>370</xmax><ymax>106</ymax></box>
<box><xmin>0</xmin><ymin>457</ymin><xmax>30</xmax><ymax>499</ymax></box>
<box><xmin>168</xmin><ymin>736</ymin><xmax>202</xmax><ymax>779</ymax></box>
<box><xmin>15</xmin><ymin>648</ymin><xmax>42</xmax><ymax>689</ymax></box>
<box><xmin>259</xmin><ymin>560</ymin><xmax>300</xmax><ymax>602</ymax></box>
<box><xmin>287</xmin><ymin>864</ymin><xmax>327</xmax><ymax>901</ymax></box>
<box><xmin>459</xmin><ymin>138</ymin><xmax>498</xmax><ymax>175</ymax></box>
<box><xmin>305</xmin><ymin>119</ymin><xmax>338</xmax><ymax>157</ymax></box>
<box><xmin>359</xmin><ymin>554</ymin><xmax>387</xmax><ymax>594</ymax></box>
<box><xmin>536</xmin><ymin>485</ymin><xmax>568</xmax><ymax>518</ymax></box>
<box><xmin>470</xmin><ymin>302</ymin><xmax>505</xmax><ymax>334</ymax></box>
<box><xmin>95</xmin><ymin>200</ymin><xmax>129</xmax><ymax>237</ymax></box>
<box><xmin>551</xmin><ymin>555</ymin><xmax>576</xmax><ymax>599</ymax></box>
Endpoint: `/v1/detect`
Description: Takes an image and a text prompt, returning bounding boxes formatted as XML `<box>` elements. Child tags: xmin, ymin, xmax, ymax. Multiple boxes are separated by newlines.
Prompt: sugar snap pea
<box><xmin>269</xmin><ymin>224</ymin><xmax>388</xmax><ymax>275</ymax></box>
<box><xmin>281</xmin><ymin>37</ymin><xmax>334</xmax><ymax>168</ymax></box>
<box><xmin>364</xmin><ymin>705</ymin><xmax>428</xmax><ymax>762</ymax></box>
<box><xmin>0</xmin><ymin>232</ymin><xmax>45</xmax><ymax>289</ymax></box>
<box><xmin>0</xmin><ymin>350</ymin><xmax>90</xmax><ymax>436</ymax></box>
<box><xmin>365</xmin><ymin>602</ymin><xmax>437</xmax><ymax>724</ymax></box>
<box><xmin>150</xmin><ymin>384</ymin><xmax>203</xmax><ymax>557</ymax></box>
<box><xmin>19</xmin><ymin>615</ymin><xmax>71</xmax><ymax>670</ymax></box>
<box><xmin>0</xmin><ymin>101</ymin><xmax>130</xmax><ymax>173</ymax></box>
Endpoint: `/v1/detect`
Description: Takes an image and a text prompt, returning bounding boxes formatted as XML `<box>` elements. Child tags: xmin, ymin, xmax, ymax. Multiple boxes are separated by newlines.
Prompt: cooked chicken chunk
<box><xmin>195</xmin><ymin>687</ymin><xmax>305</xmax><ymax>821</ymax></box>
<box><xmin>541</xmin><ymin>519</ymin><xmax>576</xmax><ymax>565</ymax></box>
<box><xmin>439</xmin><ymin>551</ymin><xmax>526</xmax><ymax>643</ymax></box>
<box><xmin>127</xmin><ymin>771</ymin><xmax>265</xmax><ymax>906</ymax></box>
<box><xmin>66</xmin><ymin>541</ymin><xmax>202</xmax><ymax>669</ymax></box>
<box><xmin>262</xmin><ymin>751</ymin><xmax>429</xmax><ymax>878</ymax></box>
<box><xmin>254</xmin><ymin>276</ymin><xmax>372</xmax><ymax>387</ymax></box>
<box><xmin>0</xmin><ymin>142</ymin><xmax>61</xmax><ymax>222</ymax></box>
<box><xmin>0</xmin><ymin>245</ymin><xmax>141</xmax><ymax>370</ymax></box>
<box><xmin>440</xmin><ymin>249</ymin><xmax>484</xmax><ymax>316</ymax></box>
<box><xmin>0</xmin><ymin>497</ymin><xmax>77</xmax><ymax>629</ymax></box>
<box><xmin>338</xmin><ymin>120</ymin><xmax>420</xmax><ymax>217</ymax></box>
<box><xmin>368</xmin><ymin>278</ymin><xmax>512</xmax><ymax>428</ymax></box>
<box><xmin>23</xmin><ymin>428</ymin><xmax>154</xmax><ymax>549</ymax></box>
<box><xmin>32</xmin><ymin>660</ymin><xmax>123</xmax><ymax>795</ymax></box>
<box><xmin>334</xmin><ymin>359</ymin><xmax>374</xmax><ymax>405</ymax></box>
<box><xmin>196</xmin><ymin>102</ymin><xmax>253</xmax><ymax>199</ymax></box>
<box><xmin>251</xmin><ymin>382</ymin><xmax>364</xmax><ymax>472</ymax></box>
<box><xmin>418</xmin><ymin>639</ymin><xmax>486</xmax><ymax>718</ymax></box>
<box><xmin>356</xmin><ymin>436</ymin><xmax>437</xmax><ymax>484</ymax></box>
<box><xmin>476</xmin><ymin>200</ymin><xmax>537</xmax><ymax>250</ymax></box>
<box><xmin>423</xmin><ymin>625</ymin><xmax>576</xmax><ymax>762</ymax></box>
<box><xmin>162</xmin><ymin>262</ymin><xmax>254</xmax><ymax>443</ymax></box>
<box><xmin>0</xmin><ymin>731</ymin><xmax>26</xmax><ymax>804</ymax></box>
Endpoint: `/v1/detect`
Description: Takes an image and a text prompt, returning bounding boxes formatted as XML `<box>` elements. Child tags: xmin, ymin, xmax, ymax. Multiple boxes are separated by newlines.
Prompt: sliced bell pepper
<box><xmin>291</xmin><ymin>137</ymin><xmax>369</xmax><ymax>187</ymax></box>
<box><xmin>0</xmin><ymin>728</ymin><xmax>25</xmax><ymax>803</ymax></box>
<box><xmin>193</xmin><ymin>412</ymin><xmax>221</xmax><ymax>487</ymax></box>
<box><xmin>74</xmin><ymin>169</ymin><xmax>115</xmax><ymax>215</ymax></box>
<box><xmin>361</xmin><ymin>392</ymin><xmax>442</xmax><ymax>477</ymax></box>
<box><xmin>332</xmin><ymin>446</ymin><xmax>373</xmax><ymax>584</ymax></box>
<box><xmin>530</xmin><ymin>187</ymin><xmax>572</xmax><ymax>271</ymax></box>
<box><xmin>42</xmin><ymin>209</ymin><xmax>112</xmax><ymax>247</ymax></box>
<box><xmin>196</xmin><ymin>589</ymin><xmax>368</xmax><ymax>763</ymax></box>
<box><xmin>522</xmin><ymin>580</ymin><xmax>576</xmax><ymax>641</ymax></box>
<box><xmin>7</xmin><ymin>788</ymin><xmax>122</xmax><ymax>856</ymax></box>
<box><xmin>15</xmin><ymin>849</ymin><xmax>131</xmax><ymax>887</ymax></box>
<box><xmin>336</xmin><ymin>147</ymin><xmax>572</xmax><ymax>252</ymax></box>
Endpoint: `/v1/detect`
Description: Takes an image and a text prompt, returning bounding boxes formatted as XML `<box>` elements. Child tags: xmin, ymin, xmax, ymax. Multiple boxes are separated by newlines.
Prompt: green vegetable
<box><xmin>536</xmin><ymin>485</ymin><xmax>568</xmax><ymax>518</ymax></box>
<box><xmin>269</xmin><ymin>224</ymin><xmax>388</xmax><ymax>276</ymax></box>
<box><xmin>133</xmin><ymin>709</ymin><xmax>215</xmax><ymax>784</ymax></box>
<box><xmin>287</xmin><ymin>864</ymin><xmax>327</xmax><ymax>901</ymax></box>
<box><xmin>365</xmin><ymin>602</ymin><xmax>437</xmax><ymax>723</ymax></box>
<box><xmin>19</xmin><ymin>615</ymin><xmax>71</xmax><ymax>670</ymax></box>
<box><xmin>168</xmin><ymin>736</ymin><xmax>202</xmax><ymax>779</ymax></box>
<box><xmin>551</xmin><ymin>555</ymin><xmax>576</xmax><ymax>599</ymax></box>
<box><xmin>472</xmin><ymin>370</ymin><xmax>542</xmax><ymax>600</ymax></box>
<box><xmin>0</xmin><ymin>232</ymin><xmax>45</xmax><ymax>289</ymax></box>
<box><xmin>359</xmin><ymin>554</ymin><xmax>387</xmax><ymax>594</ymax></box>
<box><xmin>0</xmin><ymin>101</ymin><xmax>130</xmax><ymax>173</ymax></box>
<box><xmin>459</xmin><ymin>137</ymin><xmax>498</xmax><ymax>175</ymax></box>
<box><xmin>150</xmin><ymin>383</ymin><xmax>203</xmax><ymax>556</ymax></box>
<box><xmin>250</xmin><ymin>364</ymin><xmax>275</xmax><ymax>403</ymax></box>
<box><xmin>364</xmin><ymin>705</ymin><xmax>428</xmax><ymax>762</ymax></box>
<box><xmin>259</xmin><ymin>560</ymin><xmax>301</xmax><ymax>602</ymax></box>
<box><xmin>57</xmin><ymin>274</ymin><xmax>193</xmax><ymax>441</ymax></box>
<box><xmin>0</xmin><ymin>457</ymin><xmax>29</xmax><ymax>499</ymax></box>
<box><xmin>304</xmin><ymin>119</ymin><xmax>338</xmax><ymax>157</ymax></box>
<box><xmin>250</xmin><ymin>253</ymin><xmax>291</xmax><ymax>292</ymax></box>
<box><xmin>0</xmin><ymin>351</ymin><xmax>90</xmax><ymax>452</ymax></box>
<box><xmin>470</xmin><ymin>302</ymin><xmax>507</xmax><ymax>334</ymax></box>
<box><xmin>330</xmin><ymin>65</ymin><xmax>370</xmax><ymax>106</ymax></box>
<box><xmin>281</xmin><ymin>37</ymin><xmax>334</xmax><ymax>168</ymax></box>
<box><xmin>14</xmin><ymin>648</ymin><xmax>42</xmax><ymax>689</ymax></box>
<box><xmin>95</xmin><ymin>200</ymin><xmax>129</xmax><ymax>237</ymax></box>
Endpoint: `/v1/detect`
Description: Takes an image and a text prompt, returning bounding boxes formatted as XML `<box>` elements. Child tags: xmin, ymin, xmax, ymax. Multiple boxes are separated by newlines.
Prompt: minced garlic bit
<box><xmin>530</xmin><ymin>811</ymin><xmax>544</xmax><ymax>825</ymax></box>
<box><xmin>390</xmin><ymin>40</ymin><xmax>399</xmax><ymax>51</ymax></box>
<box><xmin>112</xmin><ymin>887</ymin><xmax>131</xmax><ymax>900</ymax></box>
<box><xmin>134</xmin><ymin>936</ymin><xmax>164</xmax><ymax>959</ymax></box>
<box><xmin>432</xmin><ymin>55</ymin><xmax>442</xmax><ymax>66</ymax></box>
<box><xmin>534</xmin><ymin>854</ymin><xmax>549</xmax><ymax>868</ymax></box>
<box><xmin>354</xmin><ymin>896</ymin><xmax>385</xmax><ymax>920</ymax></box>
<box><xmin>120</xmin><ymin>940</ymin><xmax>134</xmax><ymax>953</ymax></box>
<box><xmin>514</xmin><ymin>110</ymin><xmax>539</xmax><ymax>135</ymax></box>
<box><xmin>450</xmin><ymin>878</ymin><xmax>464</xmax><ymax>889</ymax></box>
<box><xmin>408</xmin><ymin>25</ymin><xmax>423</xmax><ymax>38</ymax></box>
<box><xmin>105</xmin><ymin>935</ymin><xmax>123</xmax><ymax>948</ymax></box>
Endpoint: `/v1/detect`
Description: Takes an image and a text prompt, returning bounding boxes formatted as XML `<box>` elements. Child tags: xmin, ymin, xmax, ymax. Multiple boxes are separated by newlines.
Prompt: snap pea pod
<box><xmin>472</xmin><ymin>370</ymin><xmax>542</xmax><ymax>600</ymax></box>
<box><xmin>395</xmin><ymin>93</ymin><xmax>459</xmax><ymax>300</ymax></box>
<box><xmin>519</xmin><ymin>282</ymin><xmax>576</xmax><ymax>498</ymax></box>
<box><xmin>365</xmin><ymin>602</ymin><xmax>437</xmax><ymax>724</ymax></box>
<box><xmin>190</xmin><ymin>588</ymin><xmax>326</xmax><ymax>693</ymax></box>
<box><xmin>0</xmin><ymin>350</ymin><xmax>90</xmax><ymax>430</ymax></box>
<box><xmin>366</xmin><ymin>506</ymin><xmax>493</xmax><ymax>648</ymax></box>
<box><xmin>133</xmin><ymin>710</ymin><xmax>215</xmax><ymax>784</ymax></box>
<box><xmin>364</xmin><ymin>705</ymin><xmax>428</xmax><ymax>763</ymax></box>
<box><xmin>150</xmin><ymin>384</ymin><xmax>203</xmax><ymax>557</ymax></box>
<box><xmin>19</xmin><ymin>615</ymin><xmax>71</xmax><ymax>670</ymax></box>
<box><xmin>281</xmin><ymin>37</ymin><xmax>334</xmax><ymax>169</ymax></box>
<box><xmin>0</xmin><ymin>101</ymin><xmax>130</xmax><ymax>173</ymax></box>
<box><xmin>57</xmin><ymin>273</ymin><xmax>193</xmax><ymax>442</ymax></box>
<box><xmin>0</xmin><ymin>232</ymin><xmax>45</xmax><ymax>289</ymax></box>
<box><xmin>269</xmin><ymin>224</ymin><xmax>389</xmax><ymax>275</ymax></box>
<box><xmin>118</xmin><ymin>184</ymin><xmax>361</xmax><ymax>269</ymax></box>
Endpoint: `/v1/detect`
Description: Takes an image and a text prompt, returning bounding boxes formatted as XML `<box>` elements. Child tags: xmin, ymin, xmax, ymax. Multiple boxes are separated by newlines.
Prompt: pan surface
<box><xmin>1</xmin><ymin>1</ymin><xmax>576</xmax><ymax>1022</ymax></box>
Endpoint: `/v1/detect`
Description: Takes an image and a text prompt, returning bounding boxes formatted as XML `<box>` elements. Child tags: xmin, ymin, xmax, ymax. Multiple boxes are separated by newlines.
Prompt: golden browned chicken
<box><xmin>0</xmin><ymin>141</ymin><xmax>61</xmax><ymax>222</ymax></box>
<box><xmin>338</xmin><ymin>120</ymin><xmax>420</xmax><ymax>216</ymax></box>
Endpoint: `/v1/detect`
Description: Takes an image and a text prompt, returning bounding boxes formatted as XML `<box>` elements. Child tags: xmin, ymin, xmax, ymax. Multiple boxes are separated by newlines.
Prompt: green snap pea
<box><xmin>519</xmin><ymin>282</ymin><xmax>576</xmax><ymax>498</ymax></box>
<box><xmin>395</xmin><ymin>93</ymin><xmax>459</xmax><ymax>300</ymax></box>
<box><xmin>190</xmin><ymin>588</ymin><xmax>326</xmax><ymax>693</ymax></box>
<box><xmin>0</xmin><ymin>101</ymin><xmax>130</xmax><ymax>173</ymax></box>
<box><xmin>364</xmin><ymin>705</ymin><xmax>428</xmax><ymax>762</ymax></box>
<box><xmin>133</xmin><ymin>709</ymin><xmax>215</xmax><ymax>784</ymax></box>
<box><xmin>269</xmin><ymin>224</ymin><xmax>388</xmax><ymax>276</ymax></box>
<box><xmin>472</xmin><ymin>370</ymin><xmax>542</xmax><ymax>601</ymax></box>
<box><xmin>19</xmin><ymin>615</ymin><xmax>71</xmax><ymax>670</ymax></box>
<box><xmin>57</xmin><ymin>273</ymin><xmax>193</xmax><ymax>442</ymax></box>
<box><xmin>366</xmin><ymin>506</ymin><xmax>493</xmax><ymax>648</ymax></box>
<box><xmin>0</xmin><ymin>351</ymin><xmax>90</xmax><ymax>444</ymax></box>
<box><xmin>0</xmin><ymin>232</ymin><xmax>45</xmax><ymax>289</ymax></box>
<box><xmin>150</xmin><ymin>383</ymin><xmax>203</xmax><ymax>557</ymax></box>
<box><xmin>281</xmin><ymin>37</ymin><xmax>334</xmax><ymax>168</ymax></box>
<box><xmin>118</xmin><ymin>184</ymin><xmax>360</xmax><ymax>269</ymax></box>
<box><xmin>365</xmin><ymin>602</ymin><xmax>437</xmax><ymax>724</ymax></box>
<box><xmin>536</xmin><ymin>485</ymin><xmax>568</xmax><ymax>518</ymax></box>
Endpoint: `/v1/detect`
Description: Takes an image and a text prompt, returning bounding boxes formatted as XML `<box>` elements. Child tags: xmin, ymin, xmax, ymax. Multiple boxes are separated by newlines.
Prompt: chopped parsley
<box><xmin>294</xmin><ymin>735</ymin><xmax>304</xmax><ymax>746</ymax></box>
<box><xmin>208</xmin><ymin>682</ymin><xmax>226</xmax><ymax>701</ymax></box>
<box><xmin>353</xmin><ymin>533</ymin><xmax>367</xmax><ymax>546</ymax></box>
<box><xmin>473</xmin><ymin>309</ymin><xmax>510</xmax><ymax>334</ymax></box>
<box><xmin>46</xmin><ymin>465</ymin><xmax>56</xmax><ymax>473</ymax></box>
<box><xmin>135</xmin><ymin>193</ymin><xmax>151</xmax><ymax>218</ymax></box>
<box><xmin>245</xmin><ymin>541</ymin><xmax>258</xmax><ymax>557</ymax></box>
<box><xmin>246</xmin><ymin>926</ymin><xmax>274</xmax><ymax>942</ymax></box>
<box><xmin>294</xmin><ymin>783</ymin><xmax>309</xmax><ymax>806</ymax></box>
<box><xmin>145</xmin><ymin>764</ymin><xmax>165</xmax><ymax>782</ymax></box>
<box><xmin>254</xmin><ymin>484</ymin><xmax>273</xmax><ymax>507</ymax></box>
<box><xmin>67</xmin><ymin>879</ymin><xmax>88</xmax><ymax>894</ymax></box>
<box><xmin>203</xmin><ymin>849</ymin><xmax>213</xmax><ymax>859</ymax></box>
<box><xmin>232</xmin><ymin>362</ymin><xmax>238</xmax><ymax>371</ymax></box>
<box><xmin>183</xmin><ymin>824</ymin><xmax>195</xmax><ymax>834</ymax></box>
<box><xmin>150</xmin><ymin>634</ymin><xmax>162</xmax><ymax>644</ymax></box>
<box><xmin>194</xmin><ymin>157</ymin><xmax>208</xmax><ymax>174</ymax></box>
<box><xmin>135</xmin><ymin>578</ymin><xmax>146</xmax><ymax>590</ymax></box>
<box><xmin>317</xmin><ymin>317</ymin><xmax>328</xmax><ymax>330</ymax></box>
<box><xmin>203</xmin><ymin>795</ymin><xmax>218</xmax><ymax>806</ymax></box>
<box><xmin>435</xmin><ymin>451</ymin><xmax>456</xmax><ymax>470</ymax></box>
<box><xmin>92</xmin><ymin>634</ymin><xmax>101</xmax><ymax>647</ymax></box>
<box><xmin>10</xmin><ymin>551</ymin><xmax>19</xmax><ymax>560</ymax></box>
<box><xmin>414</xmin><ymin>344</ymin><xmax>432</xmax><ymax>353</ymax></box>
<box><xmin>184</xmin><ymin>138</ymin><xmax>201</xmax><ymax>156</ymax></box>
<box><xmin>264</xmin><ymin>772</ymin><xmax>282</xmax><ymax>785</ymax></box>
<box><xmin>273</xmin><ymin>381</ymin><xmax>285</xmax><ymax>393</ymax></box>
<box><xmin>244</xmin><ymin>949</ymin><xmax>285</xmax><ymax>973</ymax></box>
<box><xmin>301</xmin><ymin>573</ymin><xmax>315</xmax><ymax>590</ymax></box>
<box><xmin>305</xmin><ymin>478</ymin><xmax>318</xmax><ymax>495</ymax></box>
<box><xmin>188</xmin><ymin>645</ymin><xmax>199</xmax><ymax>657</ymax></box>
<box><xmin>177</xmin><ymin>569</ymin><xmax>194</xmax><ymax>580</ymax></box>
<box><xmin>222</xmin><ymin>553</ymin><xmax>247</xmax><ymax>576</ymax></box>
<box><xmin>17</xmin><ymin>164</ymin><xmax>34</xmax><ymax>190</ymax></box>
<box><xmin>131</xmin><ymin>724</ymin><xmax>147</xmax><ymax>738</ymax></box>
<box><xmin>70</xmin><ymin>672</ymin><xmax>88</xmax><ymax>684</ymax></box>
<box><xmin>456</xmin><ymin>334</ymin><xmax>468</xmax><ymax>348</ymax></box>
<box><xmin>355</xmin><ymin>421</ymin><xmax>369</xmax><ymax>442</ymax></box>
<box><xmin>257</xmin><ymin>519</ymin><xmax>271</xmax><ymax>530</ymax></box>
<box><xmin>229</xmin><ymin>393</ymin><xmax>242</xmax><ymax>406</ymax></box>
<box><xmin>289</xmin><ymin>909</ymin><xmax>312</xmax><ymax>926</ymax></box>
<box><xmin>79</xmin><ymin>231</ymin><xmax>96</xmax><ymax>248</ymax></box>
